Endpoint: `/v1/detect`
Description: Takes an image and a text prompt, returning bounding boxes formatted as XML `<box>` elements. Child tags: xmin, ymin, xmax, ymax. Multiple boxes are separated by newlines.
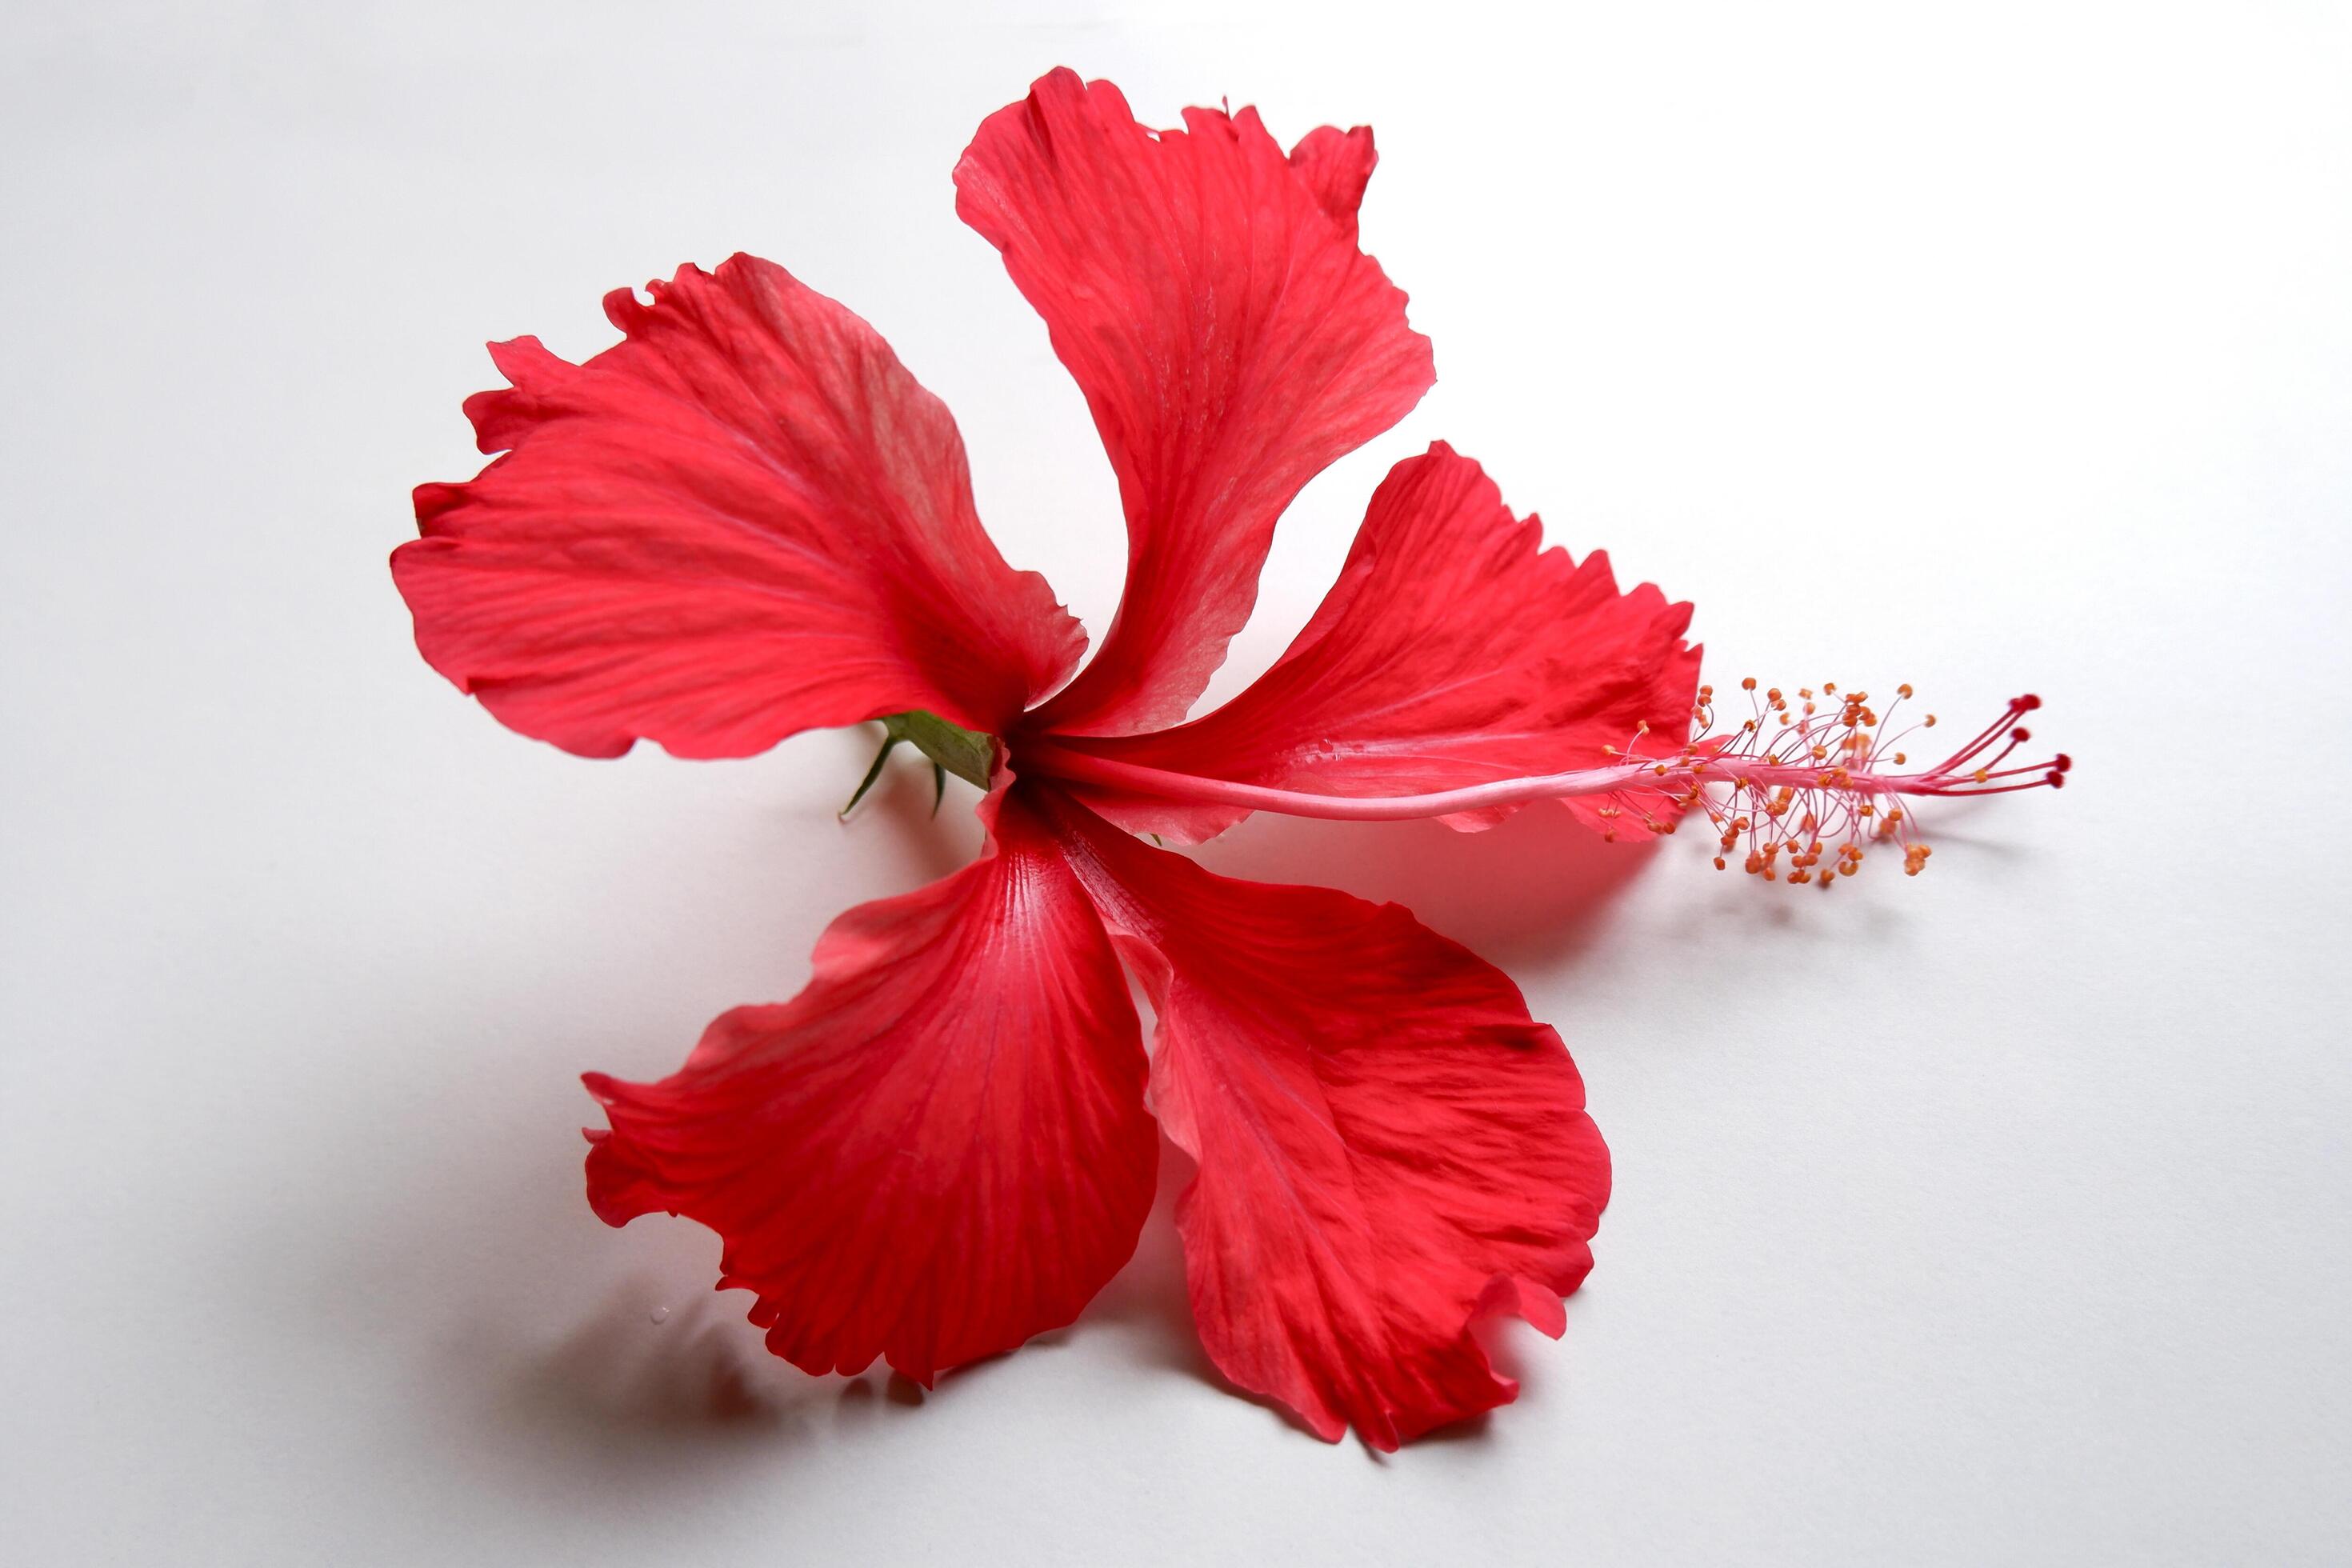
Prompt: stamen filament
<box><xmin>1024</xmin><ymin>742</ymin><xmax>1712</xmax><ymax>821</ymax></box>
<box><xmin>1022</xmin><ymin>678</ymin><xmax>2067</xmax><ymax>885</ymax></box>
<box><xmin>1025</xmin><ymin>742</ymin><xmax>2042</xmax><ymax>820</ymax></box>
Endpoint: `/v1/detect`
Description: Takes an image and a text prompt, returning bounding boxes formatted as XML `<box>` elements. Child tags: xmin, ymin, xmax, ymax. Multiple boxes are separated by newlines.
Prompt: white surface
<box><xmin>5</xmin><ymin>2</ymin><xmax>2349</xmax><ymax>1562</ymax></box>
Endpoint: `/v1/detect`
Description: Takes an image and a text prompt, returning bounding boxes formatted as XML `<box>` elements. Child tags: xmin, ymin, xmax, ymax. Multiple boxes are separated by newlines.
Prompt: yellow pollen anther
<box><xmin>1564</xmin><ymin>676</ymin><xmax>2054</xmax><ymax>900</ymax></box>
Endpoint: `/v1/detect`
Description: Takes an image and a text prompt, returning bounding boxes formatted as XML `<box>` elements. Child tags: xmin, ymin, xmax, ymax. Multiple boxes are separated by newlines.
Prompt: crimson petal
<box><xmin>394</xmin><ymin>254</ymin><xmax>1085</xmax><ymax>758</ymax></box>
<box><xmin>1286</xmin><ymin>124</ymin><xmax>1379</xmax><ymax>239</ymax></box>
<box><xmin>583</xmin><ymin>792</ymin><xmax>1154</xmax><ymax>1383</ymax></box>
<box><xmin>1053</xmin><ymin>443</ymin><xmax>1701</xmax><ymax>842</ymax></box>
<box><xmin>956</xmin><ymin>69</ymin><xmax>1434</xmax><ymax>737</ymax></box>
<box><xmin>1036</xmin><ymin>786</ymin><xmax>1610</xmax><ymax>1448</ymax></box>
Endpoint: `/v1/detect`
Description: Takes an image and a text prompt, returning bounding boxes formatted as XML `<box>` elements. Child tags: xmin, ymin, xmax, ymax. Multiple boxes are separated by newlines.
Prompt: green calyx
<box><xmin>840</xmin><ymin>710</ymin><xmax>998</xmax><ymax>818</ymax></box>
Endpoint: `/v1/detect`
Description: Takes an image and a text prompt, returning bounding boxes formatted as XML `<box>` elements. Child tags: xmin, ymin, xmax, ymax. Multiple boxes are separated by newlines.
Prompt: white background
<box><xmin>6</xmin><ymin>2</ymin><xmax>2348</xmax><ymax>1562</ymax></box>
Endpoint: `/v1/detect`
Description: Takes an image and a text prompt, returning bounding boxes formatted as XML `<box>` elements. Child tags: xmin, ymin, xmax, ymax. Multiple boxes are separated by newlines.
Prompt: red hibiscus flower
<box><xmin>394</xmin><ymin>68</ymin><xmax>2064</xmax><ymax>1448</ymax></box>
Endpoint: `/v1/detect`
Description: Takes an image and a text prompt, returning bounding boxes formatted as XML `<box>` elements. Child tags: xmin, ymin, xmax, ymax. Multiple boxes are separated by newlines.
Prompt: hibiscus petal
<box><xmin>394</xmin><ymin>254</ymin><xmax>1085</xmax><ymax>758</ymax></box>
<box><xmin>582</xmin><ymin>792</ymin><xmax>1154</xmax><ymax>1383</ymax></box>
<box><xmin>1286</xmin><ymin>124</ymin><xmax>1378</xmax><ymax>238</ymax></box>
<box><xmin>1036</xmin><ymin>786</ymin><xmax>1610</xmax><ymax>1449</ymax></box>
<box><xmin>955</xmin><ymin>69</ymin><xmax>1435</xmax><ymax>736</ymax></box>
<box><xmin>1050</xmin><ymin>442</ymin><xmax>1702</xmax><ymax>842</ymax></box>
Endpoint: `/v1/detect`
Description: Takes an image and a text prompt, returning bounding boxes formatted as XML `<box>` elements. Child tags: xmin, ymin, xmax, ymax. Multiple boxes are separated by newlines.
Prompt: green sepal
<box><xmin>839</xmin><ymin>734</ymin><xmax>902</xmax><ymax>818</ymax></box>
<box><xmin>840</xmin><ymin>710</ymin><xmax>997</xmax><ymax>819</ymax></box>
<box><xmin>886</xmin><ymin>710</ymin><xmax>997</xmax><ymax>790</ymax></box>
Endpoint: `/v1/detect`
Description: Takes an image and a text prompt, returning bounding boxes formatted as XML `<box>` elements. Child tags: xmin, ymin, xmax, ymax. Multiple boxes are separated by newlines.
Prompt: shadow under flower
<box><xmin>470</xmin><ymin>1272</ymin><xmax>949</xmax><ymax>1490</ymax></box>
<box><xmin>1190</xmin><ymin>795</ymin><xmax>1660</xmax><ymax>973</ymax></box>
<box><xmin>504</xmin><ymin>1279</ymin><xmax>785</xmax><ymax>1437</ymax></box>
